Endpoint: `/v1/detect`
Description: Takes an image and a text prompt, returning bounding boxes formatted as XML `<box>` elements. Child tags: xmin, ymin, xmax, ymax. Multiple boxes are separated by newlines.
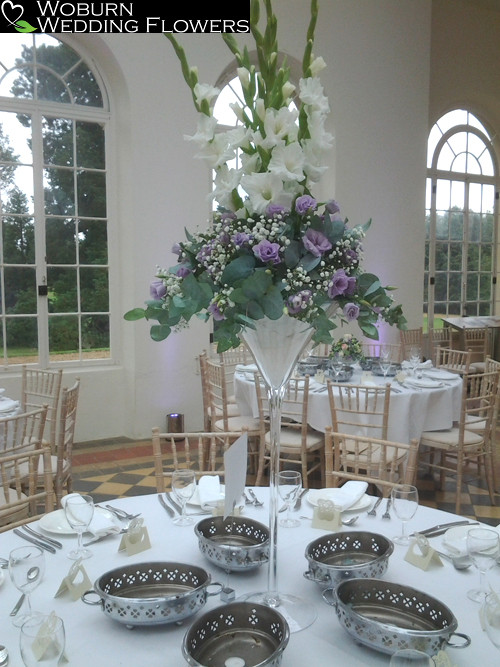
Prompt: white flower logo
<box><xmin>1</xmin><ymin>0</ymin><xmax>36</xmax><ymax>32</ymax></box>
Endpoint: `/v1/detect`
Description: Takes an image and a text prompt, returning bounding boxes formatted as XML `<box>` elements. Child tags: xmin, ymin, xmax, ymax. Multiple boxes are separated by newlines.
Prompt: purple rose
<box><xmin>150</xmin><ymin>279</ymin><xmax>167</xmax><ymax>300</ymax></box>
<box><xmin>208</xmin><ymin>302</ymin><xmax>224</xmax><ymax>321</ymax></box>
<box><xmin>286</xmin><ymin>290</ymin><xmax>313</xmax><ymax>314</ymax></box>
<box><xmin>325</xmin><ymin>199</ymin><xmax>341</xmax><ymax>215</ymax></box>
<box><xmin>343</xmin><ymin>302</ymin><xmax>360</xmax><ymax>321</ymax></box>
<box><xmin>266</xmin><ymin>203</ymin><xmax>288</xmax><ymax>217</ymax></box>
<box><xmin>175</xmin><ymin>265</ymin><xmax>192</xmax><ymax>278</ymax></box>
<box><xmin>295</xmin><ymin>195</ymin><xmax>317</xmax><ymax>214</ymax></box>
<box><xmin>253</xmin><ymin>239</ymin><xmax>281</xmax><ymax>264</ymax></box>
<box><xmin>327</xmin><ymin>269</ymin><xmax>350</xmax><ymax>298</ymax></box>
<box><xmin>302</xmin><ymin>228</ymin><xmax>332</xmax><ymax>257</ymax></box>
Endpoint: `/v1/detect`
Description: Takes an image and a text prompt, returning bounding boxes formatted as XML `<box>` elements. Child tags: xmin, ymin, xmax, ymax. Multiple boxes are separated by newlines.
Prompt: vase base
<box><xmin>238</xmin><ymin>591</ymin><xmax>317</xmax><ymax>633</ymax></box>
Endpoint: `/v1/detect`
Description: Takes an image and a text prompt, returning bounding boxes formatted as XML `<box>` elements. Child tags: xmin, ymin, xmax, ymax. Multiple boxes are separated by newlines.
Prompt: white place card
<box><xmin>119</xmin><ymin>517</ymin><xmax>151</xmax><ymax>555</ymax></box>
<box><xmin>55</xmin><ymin>558</ymin><xmax>92</xmax><ymax>601</ymax></box>
<box><xmin>223</xmin><ymin>432</ymin><xmax>248</xmax><ymax>519</ymax></box>
<box><xmin>404</xmin><ymin>536</ymin><xmax>443</xmax><ymax>570</ymax></box>
<box><xmin>311</xmin><ymin>499</ymin><xmax>342</xmax><ymax>531</ymax></box>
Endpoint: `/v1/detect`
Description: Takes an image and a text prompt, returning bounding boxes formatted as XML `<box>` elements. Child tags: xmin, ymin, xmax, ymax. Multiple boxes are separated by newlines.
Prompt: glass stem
<box><xmin>24</xmin><ymin>592</ymin><xmax>32</xmax><ymax>615</ymax></box>
<box><xmin>401</xmin><ymin>521</ymin><xmax>407</xmax><ymax>538</ymax></box>
<box><xmin>77</xmin><ymin>529</ymin><xmax>83</xmax><ymax>552</ymax></box>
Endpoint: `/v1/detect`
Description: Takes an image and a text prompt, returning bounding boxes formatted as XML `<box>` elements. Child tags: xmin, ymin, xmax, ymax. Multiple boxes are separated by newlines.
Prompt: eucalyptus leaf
<box><xmin>123</xmin><ymin>308</ymin><xmax>146</xmax><ymax>321</ymax></box>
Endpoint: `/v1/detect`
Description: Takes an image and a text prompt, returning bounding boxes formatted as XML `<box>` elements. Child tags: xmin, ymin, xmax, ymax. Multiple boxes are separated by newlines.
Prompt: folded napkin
<box><xmin>320</xmin><ymin>481</ymin><xmax>368</xmax><ymax>511</ymax></box>
<box><xmin>401</xmin><ymin>359</ymin><xmax>432</xmax><ymax>370</ymax></box>
<box><xmin>198</xmin><ymin>475</ymin><xmax>223</xmax><ymax>506</ymax></box>
<box><xmin>235</xmin><ymin>364</ymin><xmax>258</xmax><ymax>373</ymax></box>
<box><xmin>61</xmin><ymin>493</ymin><xmax>120</xmax><ymax>537</ymax></box>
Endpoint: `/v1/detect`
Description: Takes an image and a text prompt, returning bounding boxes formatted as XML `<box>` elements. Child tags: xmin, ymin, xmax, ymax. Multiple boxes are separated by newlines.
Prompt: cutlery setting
<box><xmin>367</xmin><ymin>496</ymin><xmax>383</xmax><ymax>516</ymax></box>
<box><xmin>104</xmin><ymin>505</ymin><xmax>141</xmax><ymax>521</ymax></box>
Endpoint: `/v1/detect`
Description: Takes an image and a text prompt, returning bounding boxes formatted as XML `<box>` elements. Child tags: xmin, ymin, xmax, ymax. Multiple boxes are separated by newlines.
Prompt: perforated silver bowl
<box><xmin>304</xmin><ymin>531</ymin><xmax>393</xmax><ymax>587</ymax></box>
<box><xmin>182</xmin><ymin>601</ymin><xmax>289</xmax><ymax>666</ymax></box>
<box><xmin>195</xmin><ymin>516</ymin><xmax>269</xmax><ymax>572</ymax></box>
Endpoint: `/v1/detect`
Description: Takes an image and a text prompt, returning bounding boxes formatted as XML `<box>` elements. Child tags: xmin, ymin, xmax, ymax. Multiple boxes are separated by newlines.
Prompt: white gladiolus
<box><xmin>193</xmin><ymin>82</ymin><xmax>220</xmax><ymax>106</ymax></box>
<box><xmin>184</xmin><ymin>114</ymin><xmax>218</xmax><ymax>145</ymax></box>
<box><xmin>309</xmin><ymin>56</ymin><xmax>327</xmax><ymax>76</ymax></box>
<box><xmin>261</xmin><ymin>107</ymin><xmax>299</xmax><ymax>148</ymax></box>
<box><xmin>194</xmin><ymin>133</ymin><xmax>235</xmax><ymax>169</ymax></box>
<box><xmin>298</xmin><ymin>77</ymin><xmax>330</xmax><ymax>114</ymax></box>
<box><xmin>268</xmin><ymin>142</ymin><xmax>305</xmax><ymax>182</ymax></box>
<box><xmin>240</xmin><ymin>172</ymin><xmax>294</xmax><ymax>214</ymax></box>
<box><xmin>237</xmin><ymin>67</ymin><xmax>251</xmax><ymax>89</ymax></box>
<box><xmin>255</xmin><ymin>98</ymin><xmax>266</xmax><ymax>121</ymax></box>
<box><xmin>282</xmin><ymin>81</ymin><xmax>296</xmax><ymax>100</ymax></box>
<box><xmin>229</xmin><ymin>102</ymin><xmax>245</xmax><ymax>123</ymax></box>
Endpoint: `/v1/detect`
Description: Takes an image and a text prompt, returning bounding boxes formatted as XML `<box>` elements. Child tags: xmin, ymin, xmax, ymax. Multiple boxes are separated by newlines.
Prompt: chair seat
<box><xmin>420</xmin><ymin>427</ymin><xmax>484</xmax><ymax>449</ymax></box>
<box><xmin>214</xmin><ymin>403</ymin><xmax>240</xmax><ymax>418</ymax></box>
<box><xmin>0</xmin><ymin>488</ymin><xmax>29</xmax><ymax>526</ymax></box>
<box><xmin>214</xmin><ymin>416</ymin><xmax>261</xmax><ymax>433</ymax></box>
<box><xmin>465</xmin><ymin>415</ymin><xmax>487</xmax><ymax>432</ymax></box>
<box><xmin>265</xmin><ymin>426</ymin><xmax>323</xmax><ymax>451</ymax></box>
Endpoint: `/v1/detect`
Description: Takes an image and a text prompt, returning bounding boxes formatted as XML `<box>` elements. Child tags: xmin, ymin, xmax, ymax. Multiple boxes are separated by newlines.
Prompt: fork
<box><xmin>247</xmin><ymin>489</ymin><xmax>264</xmax><ymax>506</ymax></box>
<box><xmin>104</xmin><ymin>505</ymin><xmax>141</xmax><ymax>521</ymax></box>
<box><xmin>382</xmin><ymin>497</ymin><xmax>392</xmax><ymax>519</ymax></box>
<box><xmin>367</xmin><ymin>496</ymin><xmax>383</xmax><ymax>516</ymax></box>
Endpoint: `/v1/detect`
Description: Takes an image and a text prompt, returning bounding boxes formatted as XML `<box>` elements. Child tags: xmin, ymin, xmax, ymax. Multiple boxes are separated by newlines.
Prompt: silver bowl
<box><xmin>304</xmin><ymin>531</ymin><xmax>393</xmax><ymax>587</ymax></box>
<box><xmin>195</xmin><ymin>516</ymin><xmax>269</xmax><ymax>572</ymax></box>
<box><xmin>182</xmin><ymin>601</ymin><xmax>289</xmax><ymax>666</ymax></box>
<box><xmin>326</xmin><ymin>364</ymin><xmax>354</xmax><ymax>382</ymax></box>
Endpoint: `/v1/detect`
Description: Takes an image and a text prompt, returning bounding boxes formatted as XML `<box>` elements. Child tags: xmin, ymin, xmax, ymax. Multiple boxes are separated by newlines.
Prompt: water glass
<box><xmin>278</xmin><ymin>470</ymin><xmax>301</xmax><ymax>528</ymax></box>
<box><xmin>391</xmin><ymin>484</ymin><xmax>419</xmax><ymax>545</ymax></box>
<box><xmin>20</xmin><ymin>613</ymin><xmax>65</xmax><ymax>666</ymax></box>
<box><xmin>467</xmin><ymin>527</ymin><xmax>500</xmax><ymax>602</ymax></box>
<box><xmin>389</xmin><ymin>649</ymin><xmax>433</xmax><ymax>665</ymax></box>
<box><xmin>9</xmin><ymin>546</ymin><xmax>45</xmax><ymax>628</ymax></box>
<box><xmin>408</xmin><ymin>346</ymin><xmax>422</xmax><ymax>376</ymax></box>
<box><xmin>171</xmin><ymin>469</ymin><xmax>196</xmax><ymax>525</ymax></box>
<box><xmin>63</xmin><ymin>494</ymin><xmax>95</xmax><ymax>560</ymax></box>
<box><xmin>483</xmin><ymin>592</ymin><xmax>500</xmax><ymax>650</ymax></box>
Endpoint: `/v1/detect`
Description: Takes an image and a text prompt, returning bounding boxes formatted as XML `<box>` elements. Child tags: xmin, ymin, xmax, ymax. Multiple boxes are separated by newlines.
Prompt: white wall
<box><xmin>1</xmin><ymin>0</ymin><xmax>433</xmax><ymax>442</ymax></box>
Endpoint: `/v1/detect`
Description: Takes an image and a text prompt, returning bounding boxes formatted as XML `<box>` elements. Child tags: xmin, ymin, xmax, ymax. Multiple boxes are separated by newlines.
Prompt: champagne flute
<box><xmin>278</xmin><ymin>470</ymin><xmax>301</xmax><ymax>528</ymax></box>
<box><xmin>64</xmin><ymin>494</ymin><xmax>95</xmax><ymax>560</ymax></box>
<box><xmin>9</xmin><ymin>546</ymin><xmax>45</xmax><ymax>628</ymax></box>
<box><xmin>389</xmin><ymin>649</ymin><xmax>433</xmax><ymax>666</ymax></box>
<box><xmin>20</xmin><ymin>613</ymin><xmax>65</xmax><ymax>666</ymax></box>
<box><xmin>466</xmin><ymin>528</ymin><xmax>500</xmax><ymax>602</ymax></box>
<box><xmin>483</xmin><ymin>592</ymin><xmax>500</xmax><ymax>650</ymax></box>
<box><xmin>391</xmin><ymin>484</ymin><xmax>419</xmax><ymax>545</ymax></box>
<box><xmin>171</xmin><ymin>469</ymin><xmax>196</xmax><ymax>526</ymax></box>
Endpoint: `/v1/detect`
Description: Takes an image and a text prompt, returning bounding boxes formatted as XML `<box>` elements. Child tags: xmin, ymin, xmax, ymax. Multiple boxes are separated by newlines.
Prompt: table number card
<box><xmin>223</xmin><ymin>432</ymin><xmax>248</xmax><ymax>519</ymax></box>
<box><xmin>311</xmin><ymin>499</ymin><xmax>342</xmax><ymax>531</ymax></box>
<box><xmin>119</xmin><ymin>517</ymin><xmax>151</xmax><ymax>555</ymax></box>
<box><xmin>405</xmin><ymin>536</ymin><xmax>443</xmax><ymax>570</ymax></box>
<box><xmin>55</xmin><ymin>558</ymin><xmax>92</xmax><ymax>601</ymax></box>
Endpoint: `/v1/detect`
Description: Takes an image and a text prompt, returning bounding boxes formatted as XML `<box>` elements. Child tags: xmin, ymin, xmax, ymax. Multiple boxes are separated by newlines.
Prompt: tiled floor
<box><xmin>71</xmin><ymin>435</ymin><xmax>500</xmax><ymax>527</ymax></box>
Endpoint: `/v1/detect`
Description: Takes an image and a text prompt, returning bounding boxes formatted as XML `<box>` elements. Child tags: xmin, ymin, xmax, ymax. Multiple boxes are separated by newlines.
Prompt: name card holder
<box><xmin>405</xmin><ymin>536</ymin><xmax>443</xmax><ymax>571</ymax></box>
<box><xmin>55</xmin><ymin>559</ymin><xmax>92</xmax><ymax>601</ymax></box>
<box><xmin>119</xmin><ymin>518</ymin><xmax>151</xmax><ymax>556</ymax></box>
<box><xmin>311</xmin><ymin>499</ymin><xmax>342</xmax><ymax>531</ymax></box>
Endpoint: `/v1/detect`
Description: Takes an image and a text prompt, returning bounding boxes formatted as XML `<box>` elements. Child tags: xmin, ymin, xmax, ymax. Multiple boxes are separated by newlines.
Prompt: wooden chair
<box><xmin>400</xmin><ymin>327</ymin><xmax>424</xmax><ymax>361</ymax></box>
<box><xmin>434</xmin><ymin>347</ymin><xmax>472</xmax><ymax>375</ymax></box>
<box><xmin>428</xmin><ymin>327</ymin><xmax>452</xmax><ymax>364</ymax></box>
<box><xmin>198</xmin><ymin>351</ymin><xmax>213</xmax><ymax>431</ymax></box>
<box><xmin>152</xmin><ymin>429</ymin><xmax>240</xmax><ymax>492</ymax></box>
<box><xmin>0</xmin><ymin>407</ymin><xmax>48</xmax><ymax>457</ymax></box>
<box><xmin>327</xmin><ymin>381</ymin><xmax>391</xmax><ymax>441</ymax></box>
<box><xmin>463</xmin><ymin>327</ymin><xmax>491</xmax><ymax>372</ymax></box>
<box><xmin>53</xmin><ymin>379</ymin><xmax>80</xmax><ymax>506</ymax></box>
<box><xmin>0</xmin><ymin>446</ymin><xmax>54</xmax><ymax>532</ymax></box>
<box><xmin>254</xmin><ymin>373</ymin><xmax>324</xmax><ymax>488</ymax></box>
<box><xmin>21</xmin><ymin>366</ymin><xmax>63</xmax><ymax>451</ymax></box>
<box><xmin>361</xmin><ymin>342</ymin><xmax>401</xmax><ymax>362</ymax></box>
<box><xmin>419</xmin><ymin>370</ymin><xmax>499</xmax><ymax>514</ymax></box>
<box><xmin>324</xmin><ymin>427</ymin><xmax>419</xmax><ymax>497</ymax></box>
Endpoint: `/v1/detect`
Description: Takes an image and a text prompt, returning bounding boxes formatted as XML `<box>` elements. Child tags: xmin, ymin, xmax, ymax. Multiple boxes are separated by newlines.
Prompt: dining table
<box><xmin>0</xmin><ymin>488</ymin><xmax>499</xmax><ymax>665</ymax></box>
<box><xmin>233</xmin><ymin>363</ymin><xmax>463</xmax><ymax>444</ymax></box>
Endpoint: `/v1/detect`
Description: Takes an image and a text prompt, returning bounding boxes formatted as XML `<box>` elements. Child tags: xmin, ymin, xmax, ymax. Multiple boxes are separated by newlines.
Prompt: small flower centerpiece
<box><xmin>125</xmin><ymin>0</ymin><xmax>406</xmax><ymax>351</ymax></box>
<box><xmin>329</xmin><ymin>333</ymin><xmax>364</xmax><ymax>363</ymax></box>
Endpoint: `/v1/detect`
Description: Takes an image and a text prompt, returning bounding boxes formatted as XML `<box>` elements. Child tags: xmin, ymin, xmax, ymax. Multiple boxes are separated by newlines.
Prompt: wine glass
<box><xmin>483</xmin><ymin>592</ymin><xmax>500</xmax><ymax>650</ymax></box>
<box><xmin>171</xmin><ymin>469</ymin><xmax>196</xmax><ymax>525</ymax></box>
<box><xmin>389</xmin><ymin>649</ymin><xmax>433</xmax><ymax>666</ymax></box>
<box><xmin>64</xmin><ymin>494</ymin><xmax>95</xmax><ymax>560</ymax></box>
<box><xmin>20</xmin><ymin>613</ymin><xmax>65</xmax><ymax>666</ymax></box>
<box><xmin>9</xmin><ymin>546</ymin><xmax>45</xmax><ymax>628</ymax></box>
<box><xmin>408</xmin><ymin>346</ymin><xmax>422</xmax><ymax>377</ymax></box>
<box><xmin>466</xmin><ymin>527</ymin><xmax>500</xmax><ymax>602</ymax></box>
<box><xmin>391</xmin><ymin>484</ymin><xmax>419</xmax><ymax>545</ymax></box>
<box><xmin>379</xmin><ymin>345</ymin><xmax>393</xmax><ymax>380</ymax></box>
<box><xmin>278</xmin><ymin>470</ymin><xmax>301</xmax><ymax>528</ymax></box>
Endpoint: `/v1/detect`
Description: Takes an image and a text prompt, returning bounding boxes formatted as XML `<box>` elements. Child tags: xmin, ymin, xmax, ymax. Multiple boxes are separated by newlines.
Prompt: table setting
<box><xmin>1</xmin><ymin>481</ymin><xmax>500</xmax><ymax>665</ymax></box>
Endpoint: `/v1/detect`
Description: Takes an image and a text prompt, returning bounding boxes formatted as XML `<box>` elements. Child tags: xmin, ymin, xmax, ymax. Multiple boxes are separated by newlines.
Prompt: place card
<box><xmin>31</xmin><ymin>612</ymin><xmax>68</xmax><ymax>662</ymax></box>
<box><xmin>211</xmin><ymin>501</ymin><xmax>242</xmax><ymax>517</ymax></box>
<box><xmin>55</xmin><ymin>558</ymin><xmax>92</xmax><ymax>601</ymax></box>
<box><xmin>311</xmin><ymin>499</ymin><xmax>342</xmax><ymax>530</ymax></box>
<box><xmin>118</xmin><ymin>517</ymin><xmax>151</xmax><ymax>555</ymax></box>
<box><xmin>404</xmin><ymin>534</ymin><xmax>443</xmax><ymax>570</ymax></box>
<box><xmin>223</xmin><ymin>432</ymin><xmax>247</xmax><ymax>519</ymax></box>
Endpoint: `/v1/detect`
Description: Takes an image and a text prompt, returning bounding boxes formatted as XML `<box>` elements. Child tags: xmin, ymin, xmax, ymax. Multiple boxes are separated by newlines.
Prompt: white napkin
<box><xmin>321</xmin><ymin>481</ymin><xmax>368</xmax><ymax>511</ymax></box>
<box><xmin>61</xmin><ymin>493</ymin><xmax>119</xmax><ymax>537</ymax></box>
<box><xmin>198</xmin><ymin>475</ymin><xmax>223</xmax><ymax>506</ymax></box>
<box><xmin>401</xmin><ymin>359</ymin><xmax>432</xmax><ymax>370</ymax></box>
<box><xmin>235</xmin><ymin>363</ymin><xmax>258</xmax><ymax>373</ymax></box>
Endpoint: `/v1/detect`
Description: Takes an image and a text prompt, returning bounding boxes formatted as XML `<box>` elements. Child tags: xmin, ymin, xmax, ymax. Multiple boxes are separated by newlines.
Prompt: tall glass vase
<box><xmin>240</xmin><ymin>314</ymin><xmax>317</xmax><ymax>632</ymax></box>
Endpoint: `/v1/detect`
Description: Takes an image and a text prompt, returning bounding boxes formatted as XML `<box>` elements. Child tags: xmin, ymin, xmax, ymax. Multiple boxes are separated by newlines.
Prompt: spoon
<box><xmin>300</xmin><ymin>515</ymin><xmax>359</xmax><ymax>526</ymax></box>
<box><xmin>26</xmin><ymin>566</ymin><xmax>40</xmax><ymax>583</ymax></box>
<box><xmin>435</xmin><ymin>550</ymin><xmax>472</xmax><ymax>570</ymax></box>
<box><xmin>0</xmin><ymin>557</ymin><xmax>8</xmax><ymax>569</ymax></box>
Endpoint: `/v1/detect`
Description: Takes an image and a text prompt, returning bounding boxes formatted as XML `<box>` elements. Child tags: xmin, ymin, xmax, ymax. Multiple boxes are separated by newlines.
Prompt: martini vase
<box><xmin>240</xmin><ymin>314</ymin><xmax>317</xmax><ymax>632</ymax></box>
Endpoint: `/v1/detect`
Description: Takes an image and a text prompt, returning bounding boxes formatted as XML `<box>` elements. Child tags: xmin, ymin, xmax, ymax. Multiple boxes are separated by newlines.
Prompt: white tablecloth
<box><xmin>234</xmin><ymin>368</ymin><xmax>462</xmax><ymax>443</ymax></box>
<box><xmin>0</xmin><ymin>491</ymin><xmax>498</xmax><ymax>665</ymax></box>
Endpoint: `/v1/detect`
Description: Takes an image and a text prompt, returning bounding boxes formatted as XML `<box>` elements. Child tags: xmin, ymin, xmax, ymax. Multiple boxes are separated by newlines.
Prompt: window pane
<box><xmin>67</xmin><ymin>63</ymin><xmax>103</xmax><ymax>107</ymax></box>
<box><xmin>78</xmin><ymin>220</ymin><xmax>108</xmax><ymax>264</ymax></box>
<box><xmin>77</xmin><ymin>170</ymin><xmax>106</xmax><ymax>217</ymax></box>
<box><xmin>6</xmin><ymin>316</ymin><xmax>38</xmax><ymax>363</ymax></box>
<box><xmin>76</xmin><ymin>122</ymin><xmax>105</xmax><ymax>169</ymax></box>
<box><xmin>4</xmin><ymin>267</ymin><xmax>36</xmax><ymax>314</ymax></box>
<box><xmin>43</xmin><ymin>117</ymin><xmax>74</xmax><ymax>166</ymax></box>
<box><xmin>2</xmin><ymin>215</ymin><xmax>35</xmax><ymax>264</ymax></box>
<box><xmin>49</xmin><ymin>315</ymin><xmax>78</xmax><ymax>353</ymax></box>
<box><xmin>80</xmin><ymin>267</ymin><xmax>109</xmax><ymax>312</ymax></box>
<box><xmin>82</xmin><ymin>314</ymin><xmax>109</xmax><ymax>352</ymax></box>
<box><xmin>44</xmin><ymin>167</ymin><xmax>75</xmax><ymax>215</ymax></box>
<box><xmin>46</xmin><ymin>218</ymin><xmax>76</xmax><ymax>264</ymax></box>
<box><xmin>47</xmin><ymin>267</ymin><xmax>77</xmax><ymax>312</ymax></box>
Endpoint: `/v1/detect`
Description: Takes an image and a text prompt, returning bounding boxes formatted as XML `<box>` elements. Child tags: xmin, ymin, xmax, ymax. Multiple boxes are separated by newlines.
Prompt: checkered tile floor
<box><xmin>71</xmin><ymin>435</ymin><xmax>500</xmax><ymax>527</ymax></box>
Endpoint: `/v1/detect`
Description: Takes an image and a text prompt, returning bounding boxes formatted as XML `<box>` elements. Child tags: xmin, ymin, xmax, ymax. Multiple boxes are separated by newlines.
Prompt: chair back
<box><xmin>460</xmin><ymin>370</ymin><xmax>498</xmax><ymax>438</ymax></box>
<box><xmin>400</xmin><ymin>327</ymin><xmax>424</xmax><ymax>360</ymax></box>
<box><xmin>361</xmin><ymin>342</ymin><xmax>401</xmax><ymax>362</ymax></box>
<box><xmin>198</xmin><ymin>351</ymin><xmax>212</xmax><ymax>431</ymax></box>
<box><xmin>152</xmin><ymin>428</ymin><xmax>240</xmax><ymax>492</ymax></box>
<box><xmin>0</xmin><ymin>446</ymin><xmax>54</xmax><ymax>532</ymax></box>
<box><xmin>429</xmin><ymin>327</ymin><xmax>452</xmax><ymax>364</ymax></box>
<box><xmin>434</xmin><ymin>347</ymin><xmax>472</xmax><ymax>375</ymax></box>
<box><xmin>463</xmin><ymin>327</ymin><xmax>491</xmax><ymax>365</ymax></box>
<box><xmin>0</xmin><ymin>407</ymin><xmax>48</xmax><ymax>457</ymax></box>
<box><xmin>21</xmin><ymin>367</ymin><xmax>63</xmax><ymax>450</ymax></box>
<box><xmin>327</xmin><ymin>381</ymin><xmax>391</xmax><ymax>440</ymax></box>
<box><xmin>205</xmin><ymin>357</ymin><xmax>232</xmax><ymax>429</ymax></box>
<box><xmin>54</xmin><ymin>379</ymin><xmax>80</xmax><ymax>505</ymax></box>
<box><xmin>324</xmin><ymin>427</ymin><xmax>419</xmax><ymax>495</ymax></box>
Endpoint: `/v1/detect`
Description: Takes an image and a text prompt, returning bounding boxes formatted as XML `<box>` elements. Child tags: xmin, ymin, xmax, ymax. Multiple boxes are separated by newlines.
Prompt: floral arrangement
<box><xmin>125</xmin><ymin>0</ymin><xmax>406</xmax><ymax>351</ymax></box>
<box><xmin>329</xmin><ymin>333</ymin><xmax>364</xmax><ymax>361</ymax></box>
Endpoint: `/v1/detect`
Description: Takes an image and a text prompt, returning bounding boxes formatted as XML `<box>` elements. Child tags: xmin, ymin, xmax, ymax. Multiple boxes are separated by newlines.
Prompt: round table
<box><xmin>0</xmin><ymin>490</ymin><xmax>498</xmax><ymax>665</ymax></box>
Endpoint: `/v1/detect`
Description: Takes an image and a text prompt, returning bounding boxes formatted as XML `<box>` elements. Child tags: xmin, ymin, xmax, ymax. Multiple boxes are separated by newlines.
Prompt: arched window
<box><xmin>425</xmin><ymin>109</ymin><xmax>499</xmax><ymax>329</ymax></box>
<box><xmin>0</xmin><ymin>34</ymin><xmax>110</xmax><ymax>368</ymax></box>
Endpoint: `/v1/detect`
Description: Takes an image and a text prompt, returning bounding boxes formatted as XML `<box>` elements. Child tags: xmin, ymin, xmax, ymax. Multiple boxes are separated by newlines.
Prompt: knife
<box><xmin>10</xmin><ymin>593</ymin><xmax>25</xmax><ymax>617</ymax></box>
<box><xmin>158</xmin><ymin>493</ymin><xmax>175</xmax><ymax>517</ymax></box>
<box><xmin>166</xmin><ymin>492</ymin><xmax>182</xmax><ymax>514</ymax></box>
<box><xmin>411</xmin><ymin>520</ymin><xmax>479</xmax><ymax>538</ymax></box>
<box><xmin>22</xmin><ymin>525</ymin><xmax>63</xmax><ymax>549</ymax></box>
<box><xmin>13</xmin><ymin>528</ymin><xmax>57</xmax><ymax>554</ymax></box>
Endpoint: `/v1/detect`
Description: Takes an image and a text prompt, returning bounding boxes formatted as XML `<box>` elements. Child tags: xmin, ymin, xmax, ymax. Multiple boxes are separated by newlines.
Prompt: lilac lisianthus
<box><xmin>325</xmin><ymin>199</ymin><xmax>341</xmax><ymax>215</ymax></box>
<box><xmin>171</xmin><ymin>242</ymin><xmax>182</xmax><ymax>256</ymax></box>
<box><xmin>232</xmin><ymin>232</ymin><xmax>251</xmax><ymax>247</ymax></box>
<box><xmin>253</xmin><ymin>239</ymin><xmax>281</xmax><ymax>264</ymax></box>
<box><xmin>343</xmin><ymin>302</ymin><xmax>360</xmax><ymax>321</ymax></box>
<box><xmin>208</xmin><ymin>301</ymin><xmax>224</xmax><ymax>321</ymax></box>
<box><xmin>175</xmin><ymin>265</ymin><xmax>192</xmax><ymax>278</ymax></box>
<box><xmin>295</xmin><ymin>194</ymin><xmax>317</xmax><ymax>214</ymax></box>
<box><xmin>150</xmin><ymin>279</ymin><xmax>167</xmax><ymax>300</ymax></box>
<box><xmin>266</xmin><ymin>203</ymin><xmax>288</xmax><ymax>217</ymax></box>
<box><xmin>286</xmin><ymin>289</ymin><xmax>313</xmax><ymax>314</ymax></box>
<box><xmin>302</xmin><ymin>228</ymin><xmax>332</xmax><ymax>257</ymax></box>
<box><xmin>327</xmin><ymin>268</ymin><xmax>350</xmax><ymax>298</ymax></box>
